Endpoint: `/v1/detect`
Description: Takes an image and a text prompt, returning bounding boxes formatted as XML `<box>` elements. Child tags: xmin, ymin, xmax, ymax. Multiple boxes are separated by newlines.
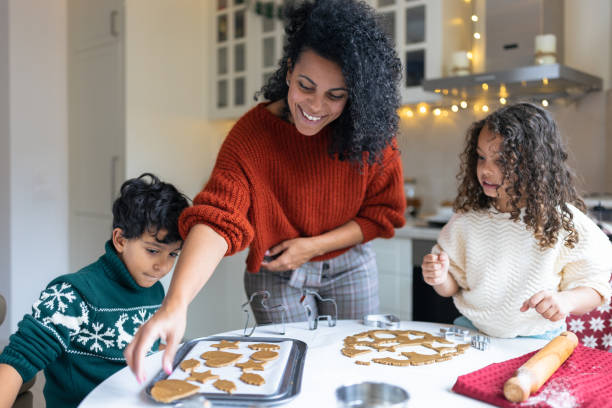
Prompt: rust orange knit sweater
<box><xmin>179</xmin><ymin>103</ymin><xmax>406</xmax><ymax>273</ymax></box>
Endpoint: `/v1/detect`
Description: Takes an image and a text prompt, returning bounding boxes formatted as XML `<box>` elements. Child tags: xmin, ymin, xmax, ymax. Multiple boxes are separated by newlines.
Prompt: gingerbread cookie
<box><xmin>341</xmin><ymin>347</ymin><xmax>372</xmax><ymax>358</ymax></box>
<box><xmin>240</xmin><ymin>372</ymin><xmax>266</xmax><ymax>386</ymax></box>
<box><xmin>372</xmin><ymin>357</ymin><xmax>412</xmax><ymax>366</ymax></box>
<box><xmin>201</xmin><ymin>350</ymin><xmax>242</xmax><ymax>368</ymax></box>
<box><xmin>210</xmin><ymin>340</ymin><xmax>240</xmax><ymax>350</ymax></box>
<box><xmin>247</xmin><ymin>343</ymin><xmax>280</xmax><ymax>351</ymax></box>
<box><xmin>150</xmin><ymin>379</ymin><xmax>199</xmax><ymax>403</ymax></box>
<box><xmin>250</xmin><ymin>350</ymin><xmax>279</xmax><ymax>362</ymax></box>
<box><xmin>235</xmin><ymin>359</ymin><xmax>267</xmax><ymax>372</ymax></box>
<box><xmin>213</xmin><ymin>379</ymin><xmax>237</xmax><ymax>394</ymax></box>
<box><xmin>355</xmin><ymin>360</ymin><xmax>370</xmax><ymax>366</ymax></box>
<box><xmin>186</xmin><ymin>369</ymin><xmax>219</xmax><ymax>384</ymax></box>
<box><xmin>401</xmin><ymin>351</ymin><xmax>452</xmax><ymax>365</ymax></box>
<box><xmin>179</xmin><ymin>358</ymin><xmax>201</xmax><ymax>373</ymax></box>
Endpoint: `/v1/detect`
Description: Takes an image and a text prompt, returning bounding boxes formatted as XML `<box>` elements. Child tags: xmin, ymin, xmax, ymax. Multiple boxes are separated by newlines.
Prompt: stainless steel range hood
<box><xmin>422</xmin><ymin>63</ymin><xmax>603</xmax><ymax>100</ymax></box>
<box><xmin>422</xmin><ymin>0</ymin><xmax>603</xmax><ymax>101</ymax></box>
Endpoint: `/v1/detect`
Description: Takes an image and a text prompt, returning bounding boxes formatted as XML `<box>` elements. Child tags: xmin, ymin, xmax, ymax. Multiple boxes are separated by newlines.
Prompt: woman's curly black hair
<box><xmin>256</xmin><ymin>0</ymin><xmax>402</xmax><ymax>165</ymax></box>
<box><xmin>112</xmin><ymin>173</ymin><xmax>190</xmax><ymax>244</ymax></box>
<box><xmin>454</xmin><ymin>103</ymin><xmax>586</xmax><ymax>249</ymax></box>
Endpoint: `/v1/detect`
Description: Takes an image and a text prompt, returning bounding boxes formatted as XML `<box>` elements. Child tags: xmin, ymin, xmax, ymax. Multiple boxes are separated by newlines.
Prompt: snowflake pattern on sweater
<box><xmin>34</xmin><ymin>282</ymin><xmax>157</xmax><ymax>358</ymax></box>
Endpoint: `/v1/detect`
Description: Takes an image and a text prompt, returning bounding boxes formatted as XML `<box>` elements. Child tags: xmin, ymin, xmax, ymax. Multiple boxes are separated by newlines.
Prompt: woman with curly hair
<box><xmin>421</xmin><ymin>103</ymin><xmax>612</xmax><ymax>339</ymax></box>
<box><xmin>125</xmin><ymin>0</ymin><xmax>405</xmax><ymax>380</ymax></box>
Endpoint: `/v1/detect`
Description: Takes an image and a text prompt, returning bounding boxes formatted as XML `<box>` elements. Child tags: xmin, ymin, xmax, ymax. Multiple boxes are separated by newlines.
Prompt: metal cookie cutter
<box><xmin>300</xmin><ymin>289</ymin><xmax>337</xmax><ymax>330</ymax></box>
<box><xmin>362</xmin><ymin>314</ymin><xmax>400</xmax><ymax>329</ymax></box>
<box><xmin>470</xmin><ymin>334</ymin><xmax>491</xmax><ymax>351</ymax></box>
<box><xmin>241</xmin><ymin>290</ymin><xmax>287</xmax><ymax>337</ymax></box>
<box><xmin>439</xmin><ymin>326</ymin><xmax>491</xmax><ymax>350</ymax></box>
<box><xmin>440</xmin><ymin>326</ymin><xmax>470</xmax><ymax>342</ymax></box>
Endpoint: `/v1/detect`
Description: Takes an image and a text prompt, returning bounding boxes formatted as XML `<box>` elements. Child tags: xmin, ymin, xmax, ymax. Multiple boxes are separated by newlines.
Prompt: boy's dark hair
<box><xmin>112</xmin><ymin>173</ymin><xmax>190</xmax><ymax>244</ymax></box>
<box><xmin>455</xmin><ymin>102</ymin><xmax>586</xmax><ymax>249</ymax></box>
<box><xmin>256</xmin><ymin>0</ymin><xmax>402</xmax><ymax>165</ymax></box>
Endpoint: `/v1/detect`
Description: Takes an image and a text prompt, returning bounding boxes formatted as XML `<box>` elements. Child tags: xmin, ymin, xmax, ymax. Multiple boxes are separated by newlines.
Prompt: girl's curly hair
<box><xmin>454</xmin><ymin>103</ymin><xmax>586</xmax><ymax>249</ymax></box>
<box><xmin>256</xmin><ymin>0</ymin><xmax>402</xmax><ymax>165</ymax></box>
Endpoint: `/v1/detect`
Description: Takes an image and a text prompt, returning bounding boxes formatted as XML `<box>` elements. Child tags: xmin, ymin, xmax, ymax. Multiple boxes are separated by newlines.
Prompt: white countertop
<box><xmin>394</xmin><ymin>217</ymin><xmax>442</xmax><ymax>240</ymax></box>
<box><xmin>79</xmin><ymin>320</ymin><xmax>547</xmax><ymax>407</ymax></box>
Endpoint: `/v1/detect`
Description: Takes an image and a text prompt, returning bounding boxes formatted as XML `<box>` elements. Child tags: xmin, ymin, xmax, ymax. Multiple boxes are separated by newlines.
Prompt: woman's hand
<box><xmin>520</xmin><ymin>290</ymin><xmax>570</xmax><ymax>322</ymax></box>
<box><xmin>261</xmin><ymin>237</ymin><xmax>322</xmax><ymax>271</ymax></box>
<box><xmin>124</xmin><ymin>303</ymin><xmax>187</xmax><ymax>384</ymax></box>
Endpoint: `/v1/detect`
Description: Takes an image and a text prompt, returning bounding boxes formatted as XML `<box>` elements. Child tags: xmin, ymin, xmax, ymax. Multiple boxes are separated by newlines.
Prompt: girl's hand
<box><xmin>261</xmin><ymin>238</ymin><xmax>322</xmax><ymax>271</ymax></box>
<box><xmin>520</xmin><ymin>290</ymin><xmax>571</xmax><ymax>322</ymax></box>
<box><xmin>421</xmin><ymin>252</ymin><xmax>450</xmax><ymax>286</ymax></box>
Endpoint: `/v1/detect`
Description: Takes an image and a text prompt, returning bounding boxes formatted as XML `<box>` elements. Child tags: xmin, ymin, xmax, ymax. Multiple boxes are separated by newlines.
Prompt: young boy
<box><xmin>0</xmin><ymin>173</ymin><xmax>189</xmax><ymax>408</ymax></box>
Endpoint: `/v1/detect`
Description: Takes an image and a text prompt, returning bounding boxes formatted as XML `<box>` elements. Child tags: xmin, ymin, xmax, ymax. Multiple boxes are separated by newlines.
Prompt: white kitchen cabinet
<box><xmin>68</xmin><ymin>0</ymin><xmax>125</xmax><ymax>271</ymax></box>
<box><xmin>210</xmin><ymin>0</ymin><xmax>285</xmax><ymax>119</ymax></box>
<box><xmin>371</xmin><ymin>237</ymin><xmax>413</xmax><ymax>320</ymax></box>
<box><xmin>370</xmin><ymin>0</ymin><xmax>472</xmax><ymax>104</ymax></box>
<box><xmin>207</xmin><ymin>0</ymin><xmax>472</xmax><ymax>118</ymax></box>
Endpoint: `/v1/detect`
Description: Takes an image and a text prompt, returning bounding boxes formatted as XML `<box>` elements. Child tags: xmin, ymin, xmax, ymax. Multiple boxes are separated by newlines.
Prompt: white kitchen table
<box><xmin>79</xmin><ymin>320</ymin><xmax>547</xmax><ymax>407</ymax></box>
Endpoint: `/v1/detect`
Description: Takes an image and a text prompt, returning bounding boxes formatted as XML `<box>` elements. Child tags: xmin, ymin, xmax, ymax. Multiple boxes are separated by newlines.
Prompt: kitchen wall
<box><xmin>124</xmin><ymin>0</ymin><xmax>233</xmax><ymax>200</ymax></box>
<box><xmin>0</xmin><ymin>0</ymin><xmax>68</xmax><ymax>341</ymax></box>
<box><xmin>124</xmin><ymin>0</ymin><xmax>247</xmax><ymax>339</ymax></box>
<box><xmin>399</xmin><ymin>91</ymin><xmax>611</xmax><ymax>214</ymax></box>
<box><xmin>0</xmin><ymin>0</ymin><xmax>9</xmax><ymax>340</ymax></box>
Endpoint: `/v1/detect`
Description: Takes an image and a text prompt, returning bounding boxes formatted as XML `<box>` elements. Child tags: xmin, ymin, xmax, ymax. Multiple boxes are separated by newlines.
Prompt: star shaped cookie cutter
<box><xmin>241</xmin><ymin>290</ymin><xmax>287</xmax><ymax>337</ymax></box>
<box><xmin>300</xmin><ymin>289</ymin><xmax>337</xmax><ymax>330</ymax></box>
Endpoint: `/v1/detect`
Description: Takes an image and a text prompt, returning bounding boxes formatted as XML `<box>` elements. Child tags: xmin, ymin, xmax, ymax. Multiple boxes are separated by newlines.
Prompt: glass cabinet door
<box><xmin>213</xmin><ymin>0</ymin><xmax>248</xmax><ymax>113</ymax></box>
<box><xmin>372</xmin><ymin>0</ymin><xmax>441</xmax><ymax>103</ymax></box>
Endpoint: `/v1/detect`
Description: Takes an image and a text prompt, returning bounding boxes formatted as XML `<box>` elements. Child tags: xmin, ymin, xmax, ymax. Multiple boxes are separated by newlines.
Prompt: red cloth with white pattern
<box><xmin>565</xmin><ymin>279</ymin><xmax>612</xmax><ymax>352</ymax></box>
<box><xmin>452</xmin><ymin>344</ymin><xmax>612</xmax><ymax>407</ymax></box>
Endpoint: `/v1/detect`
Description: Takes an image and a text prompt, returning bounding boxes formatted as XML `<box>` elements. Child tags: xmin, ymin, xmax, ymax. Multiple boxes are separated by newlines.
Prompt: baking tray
<box><xmin>146</xmin><ymin>336</ymin><xmax>307</xmax><ymax>406</ymax></box>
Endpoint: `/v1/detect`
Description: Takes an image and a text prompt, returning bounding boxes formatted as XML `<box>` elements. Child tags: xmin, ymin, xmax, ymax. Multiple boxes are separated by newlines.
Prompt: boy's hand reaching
<box><xmin>520</xmin><ymin>290</ymin><xmax>570</xmax><ymax>322</ymax></box>
<box><xmin>421</xmin><ymin>252</ymin><xmax>450</xmax><ymax>286</ymax></box>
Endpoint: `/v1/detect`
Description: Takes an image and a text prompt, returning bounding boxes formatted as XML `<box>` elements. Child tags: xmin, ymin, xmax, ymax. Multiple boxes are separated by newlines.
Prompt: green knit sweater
<box><xmin>0</xmin><ymin>241</ymin><xmax>164</xmax><ymax>407</ymax></box>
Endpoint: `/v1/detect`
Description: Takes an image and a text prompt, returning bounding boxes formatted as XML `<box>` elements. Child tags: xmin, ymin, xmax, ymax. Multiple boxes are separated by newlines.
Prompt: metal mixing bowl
<box><xmin>336</xmin><ymin>382</ymin><xmax>410</xmax><ymax>407</ymax></box>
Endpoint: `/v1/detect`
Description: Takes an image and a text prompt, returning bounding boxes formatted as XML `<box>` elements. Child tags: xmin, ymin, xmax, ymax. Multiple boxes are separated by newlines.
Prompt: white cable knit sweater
<box><xmin>434</xmin><ymin>204</ymin><xmax>612</xmax><ymax>338</ymax></box>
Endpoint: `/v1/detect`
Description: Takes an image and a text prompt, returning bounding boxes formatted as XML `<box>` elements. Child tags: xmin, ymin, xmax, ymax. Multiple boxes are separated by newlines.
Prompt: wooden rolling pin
<box><xmin>503</xmin><ymin>331</ymin><xmax>578</xmax><ymax>403</ymax></box>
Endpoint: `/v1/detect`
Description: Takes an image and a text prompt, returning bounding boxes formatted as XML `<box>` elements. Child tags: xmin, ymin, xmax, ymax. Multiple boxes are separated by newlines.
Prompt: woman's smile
<box><xmin>298</xmin><ymin>105</ymin><xmax>325</xmax><ymax>123</ymax></box>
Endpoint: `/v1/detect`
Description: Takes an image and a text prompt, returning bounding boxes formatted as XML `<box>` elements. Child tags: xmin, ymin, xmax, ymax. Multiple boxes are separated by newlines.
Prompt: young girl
<box><xmin>422</xmin><ymin>103</ymin><xmax>612</xmax><ymax>339</ymax></box>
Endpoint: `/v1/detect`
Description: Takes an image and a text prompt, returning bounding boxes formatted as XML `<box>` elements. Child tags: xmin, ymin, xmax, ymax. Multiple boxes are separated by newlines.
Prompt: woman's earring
<box><xmin>286</xmin><ymin>79</ymin><xmax>290</xmax><ymax>86</ymax></box>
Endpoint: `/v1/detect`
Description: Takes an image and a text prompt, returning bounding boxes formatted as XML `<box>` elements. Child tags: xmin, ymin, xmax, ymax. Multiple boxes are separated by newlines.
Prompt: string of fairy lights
<box><xmin>397</xmin><ymin>0</ymin><xmax>553</xmax><ymax>119</ymax></box>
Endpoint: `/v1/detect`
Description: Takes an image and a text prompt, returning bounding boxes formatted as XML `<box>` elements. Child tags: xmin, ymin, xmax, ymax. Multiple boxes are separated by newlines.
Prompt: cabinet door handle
<box><xmin>110</xmin><ymin>10</ymin><xmax>119</xmax><ymax>37</ymax></box>
<box><xmin>111</xmin><ymin>155</ymin><xmax>119</xmax><ymax>206</ymax></box>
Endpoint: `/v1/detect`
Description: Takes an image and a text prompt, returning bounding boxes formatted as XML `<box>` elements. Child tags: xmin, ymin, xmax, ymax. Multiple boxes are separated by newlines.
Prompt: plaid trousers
<box><xmin>243</xmin><ymin>243</ymin><xmax>379</xmax><ymax>324</ymax></box>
